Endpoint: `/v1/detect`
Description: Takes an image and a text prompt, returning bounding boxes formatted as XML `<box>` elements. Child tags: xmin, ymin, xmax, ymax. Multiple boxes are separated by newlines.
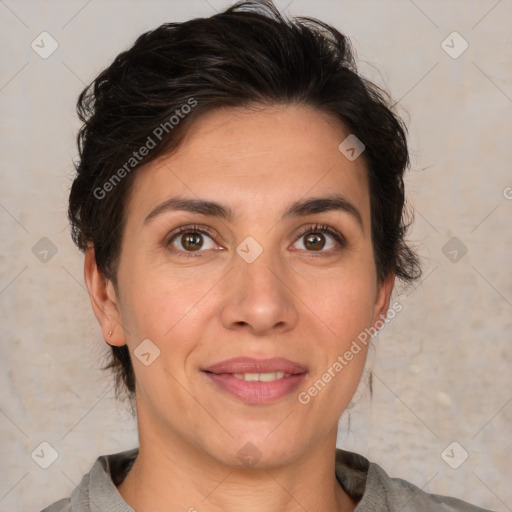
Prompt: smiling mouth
<box><xmin>231</xmin><ymin>371</ymin><xmax>293</xmax><ymax>381</ymax></box>
<box><xmin>201</xmin><ymin>356</ymin><xmax>308</xmax><ymax>404</ymax></box>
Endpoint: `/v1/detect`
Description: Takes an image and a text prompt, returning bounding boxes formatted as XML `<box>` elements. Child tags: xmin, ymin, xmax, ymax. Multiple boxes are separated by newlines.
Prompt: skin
<box><xmin>85</xmin><ymin>104</ymin><xmax>394</xmax><ymax>512</ymax></box>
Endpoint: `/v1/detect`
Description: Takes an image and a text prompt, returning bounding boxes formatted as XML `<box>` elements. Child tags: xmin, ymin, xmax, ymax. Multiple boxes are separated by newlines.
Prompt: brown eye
<box><xmin>181</xmin><ymin>232</ymin><xmax>204</xmax><ymax>251</ymax></box>
<box><xmin>303</xmin><ymin>232</ymin><xmax>326</xmax><ymax>251</ymax></box>
<box><xmin>167</xmin><ymin>226</ymin><xmax>217</xmax><ymax>255</ymax></box>
<box><xmin>293</xmin><ymin>224</ymin><xmax>345</xmax><ymax>253</ymax></box>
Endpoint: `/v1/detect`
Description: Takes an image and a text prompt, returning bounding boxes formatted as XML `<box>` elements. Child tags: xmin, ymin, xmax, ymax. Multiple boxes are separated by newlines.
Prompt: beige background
<box><xmin>1</xmin><ymin>0</ymin><xmax>511</xmax><ymax>510</ymax></box>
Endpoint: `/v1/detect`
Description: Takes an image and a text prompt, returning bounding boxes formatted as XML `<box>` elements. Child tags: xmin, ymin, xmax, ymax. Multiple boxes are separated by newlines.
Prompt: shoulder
<box><xmin>40</xmin><ymin>498</ymin><xmax>70</xmax><ymax>512</ymax></box>
<box><xmin>38</xmin><ymin>448</ymin><xmax>138</xmax><ymax>512</ymax></box>
<box><xmin>366</xmin><ymin>461</ymin><xmax>495</xmax><ymax>511</ymax></box>
<box><xmin>335</xmin><ymin>449</ymin><xmax>496</xmax><ymax>512</ymax></box>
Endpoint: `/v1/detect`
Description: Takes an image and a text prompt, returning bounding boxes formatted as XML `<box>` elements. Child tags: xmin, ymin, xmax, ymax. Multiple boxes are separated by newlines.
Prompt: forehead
<box><xmin>128</xmin><ymin>104</ymin><xmax>370</xmax><ymax>223</ymax></box>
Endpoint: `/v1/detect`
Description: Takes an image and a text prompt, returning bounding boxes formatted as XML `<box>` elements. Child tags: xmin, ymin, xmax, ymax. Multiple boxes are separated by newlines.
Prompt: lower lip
<box><xmin>204</xmin><ymin>372</ymin><xmax>307</xmax><ymax>404</ymax></box>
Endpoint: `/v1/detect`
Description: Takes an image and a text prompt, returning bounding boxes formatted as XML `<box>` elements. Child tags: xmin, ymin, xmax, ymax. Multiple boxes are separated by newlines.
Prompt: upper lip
<box><xmin>203</xmin><ymin>357</ymin><xmax>307</xmax><ymax>375</ymax></box>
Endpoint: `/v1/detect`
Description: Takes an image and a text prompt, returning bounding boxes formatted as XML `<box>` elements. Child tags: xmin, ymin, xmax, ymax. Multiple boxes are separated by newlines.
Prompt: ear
<box><xmin>84</xmin><ymin>247</ymin><xmax>126</xmax><ymax>347</ymax></box>
<box><xmin>371</xmin><ymin>272</ymin><xmax>395</xmax><ymax>329</ymax></box>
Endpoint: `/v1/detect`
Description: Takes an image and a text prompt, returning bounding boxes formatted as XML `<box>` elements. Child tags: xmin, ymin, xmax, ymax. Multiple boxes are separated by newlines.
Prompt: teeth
<box><xmin>232</xmin><ymin>371</ymin><xmax>290</xmax><ymax>382</ymax></box>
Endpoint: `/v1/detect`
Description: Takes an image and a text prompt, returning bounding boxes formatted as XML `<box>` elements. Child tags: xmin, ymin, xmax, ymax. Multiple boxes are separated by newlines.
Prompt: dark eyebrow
<box><xmin>282</xmin><ymin>194</ymin><xmax>363</xmax><ymax>228</ymax></box>
<box><xmin>144</xmin><ymin>197</ymin><xmax>234</xmax><ymax>224</ymax></box>
<box><xmin>144</xmin><ymin>194</ymin><xmax>363</xmax><ymax>229</ymax></box>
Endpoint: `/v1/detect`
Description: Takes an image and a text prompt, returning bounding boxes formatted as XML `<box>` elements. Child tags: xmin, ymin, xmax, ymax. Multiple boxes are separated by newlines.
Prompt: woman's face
<box><xmin>89</xmin><ymin>104</ymin><xmax>393</xmax><ymax>467</ymax></box>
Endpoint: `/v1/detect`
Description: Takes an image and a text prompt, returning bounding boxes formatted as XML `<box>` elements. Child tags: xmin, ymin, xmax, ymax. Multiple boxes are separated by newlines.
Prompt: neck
<box><xmin>117</xmin><ymin>431</ymin><xmax>357</xmax><ymax>512</ymax></box>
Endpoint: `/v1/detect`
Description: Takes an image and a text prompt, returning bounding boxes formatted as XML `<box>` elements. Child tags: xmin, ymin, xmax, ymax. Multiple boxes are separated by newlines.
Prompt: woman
<box><xmin>41</xmin><ymin>1</ymin><xmax>495</xmax><ymax>510</ymax></box>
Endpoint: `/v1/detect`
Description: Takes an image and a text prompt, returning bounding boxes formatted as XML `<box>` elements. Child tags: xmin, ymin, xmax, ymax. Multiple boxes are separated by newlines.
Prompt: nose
<box><xmin>219</xmin><ymin>248</ymin><xmax>299</xmax><ymax>336</ymax></box>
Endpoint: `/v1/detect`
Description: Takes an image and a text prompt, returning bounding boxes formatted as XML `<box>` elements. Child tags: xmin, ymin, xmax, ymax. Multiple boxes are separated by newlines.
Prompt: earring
<box><xmin>108</xmin><ymin>330</ymin><xmax>112</xmax><ymax>337</ymax></box>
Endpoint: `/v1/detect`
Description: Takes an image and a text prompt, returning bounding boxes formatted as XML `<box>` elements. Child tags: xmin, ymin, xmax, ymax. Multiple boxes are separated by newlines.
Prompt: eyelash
<box><xmin>165</xmin><ymin>223</ymin><xmax>346</xmax><ymax>258</ymax></box>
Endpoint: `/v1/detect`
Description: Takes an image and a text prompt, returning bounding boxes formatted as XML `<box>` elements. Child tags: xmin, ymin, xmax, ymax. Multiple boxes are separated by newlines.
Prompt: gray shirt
<box><xmin>40</xmin><ymin>448</ymin><xmax>495</xmax><ymax>511</ymax></box>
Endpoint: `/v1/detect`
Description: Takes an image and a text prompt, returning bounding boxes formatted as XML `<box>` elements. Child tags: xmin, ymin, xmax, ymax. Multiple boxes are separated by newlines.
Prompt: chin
<box><xmin>204</xmin><ymin>431</ymin><xmax>305</xmax><ymax>470</ymax></box>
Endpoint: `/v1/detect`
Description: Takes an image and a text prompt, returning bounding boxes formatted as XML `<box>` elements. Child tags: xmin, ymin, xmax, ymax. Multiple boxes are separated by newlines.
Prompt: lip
<box><xmin>202</xmin><ymin>357</ymin><xmax>307</xmax><ymax>405</ymax></box>
<box><xmin>203</xmin><ymin>356</ymin><xmax>307</xmax><ymax>375</ymax></box>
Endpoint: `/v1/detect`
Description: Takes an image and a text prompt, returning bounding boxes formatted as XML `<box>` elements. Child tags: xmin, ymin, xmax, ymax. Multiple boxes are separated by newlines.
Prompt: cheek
<box><xmin>119</xmin><ymin>260</ymin><xmax>220</xmax><ymax>344</ymax></box>
<box><xmin>299</xmin><ymin>267</ymin><xmax>377</xmax><ymax>342</ymax></box>
<box><xmin>333</xmin><ymin>285</ymin><xmax>375</xmax><ymax>333</ymax></box>
<box><xmin>299</xmin><ymin>275</ymin><xmax>375</xmax><ymax>411</ymax></box>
